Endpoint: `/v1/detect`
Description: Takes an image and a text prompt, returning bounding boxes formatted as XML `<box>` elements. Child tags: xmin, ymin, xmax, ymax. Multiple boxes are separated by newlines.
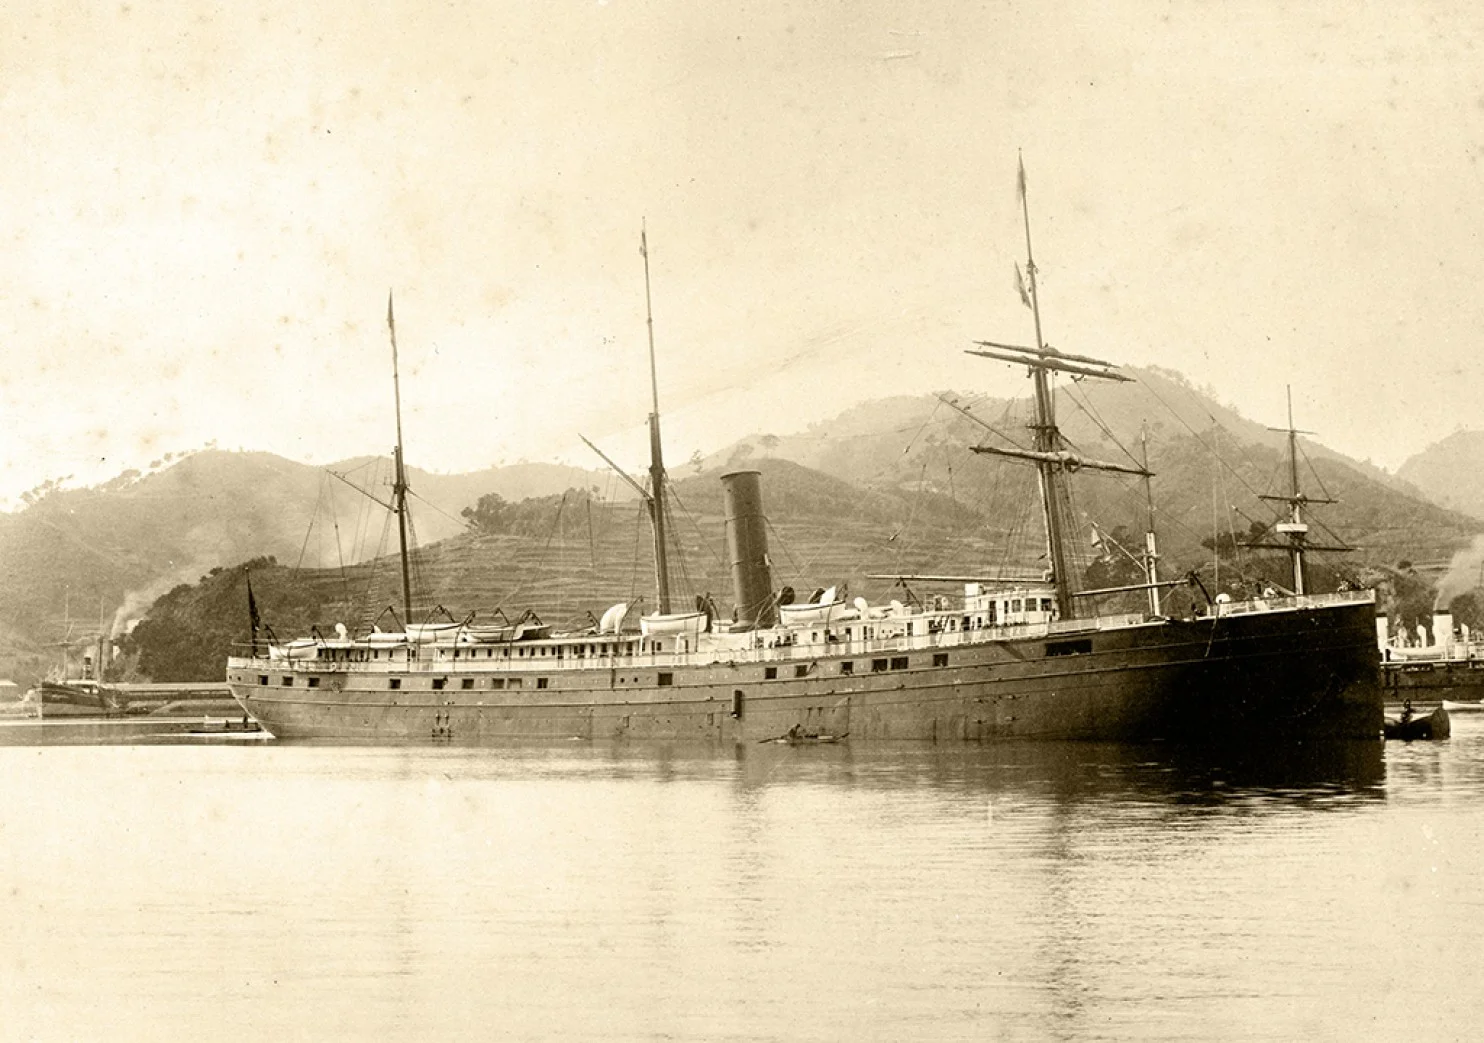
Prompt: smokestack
<box><xmin>721</xmin><ymin>470</ymin><xmax>776</xmax><ymax>629</ymax></box>
<box><xmin>1433</xmin><ymin>611</ymin><xmax>1454</xmax><ymax>658</ymax></box>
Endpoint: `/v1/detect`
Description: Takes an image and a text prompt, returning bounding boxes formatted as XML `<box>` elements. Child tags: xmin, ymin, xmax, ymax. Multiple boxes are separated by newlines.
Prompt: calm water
<box><xmin>2</xmin><ymin>712</ymin><xmax>1482</xmax><ymax>1042</ymax></box>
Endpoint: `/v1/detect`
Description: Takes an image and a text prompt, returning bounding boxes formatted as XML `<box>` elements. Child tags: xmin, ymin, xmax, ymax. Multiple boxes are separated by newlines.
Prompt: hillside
<box><xmin>126</xmin><ymin>445</ymin><xmax>1478</xmax><ymax>682</ymax></box>
<box><xmin>123</xmin><ymin>458</ymin><xmax>1015</xmax><ymax>680</ymax></box>
<box><xmin>0</xmin><ymin>449</ymin><xmax>605</xmax><ymax>671</ymax></box>
<box><xmin>12</xmin><ymin>365</ymin><xmax>1484</xmax><ymax>684</ymax></box>
<box><xmin>1397</xmin><ymin>430</ymin><xmax>1484</xmax><ymax>521</ymax></box>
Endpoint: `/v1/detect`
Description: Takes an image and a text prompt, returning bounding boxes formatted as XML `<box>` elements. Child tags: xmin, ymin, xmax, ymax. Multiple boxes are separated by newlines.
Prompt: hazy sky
<box><xmin>3</xmin><ymin>1</ymin><xmax>1482</xmax><ymax>507</ymax></box>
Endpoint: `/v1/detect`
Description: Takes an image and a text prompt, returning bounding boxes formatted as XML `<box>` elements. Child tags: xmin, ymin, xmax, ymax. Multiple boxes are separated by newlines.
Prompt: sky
<box><xmin>3</xmin><ymin>0</ymin><xmax>1483</xmax><ymax>508</ymax></box>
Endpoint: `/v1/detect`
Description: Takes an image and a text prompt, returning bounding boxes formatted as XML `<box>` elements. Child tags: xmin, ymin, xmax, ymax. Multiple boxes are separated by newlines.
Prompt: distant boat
<box><xmin>1384</xmin><ymin>704</ymin><xmax>1450</xmax><ymax>741</ymax></box>
<box><xmin>228</xmin><ymin>183</ymin><xmax>1382</xmax><ymax>744</ymax></box>
<box><xmin>25</xmin><ymin>679</ymin><xmax>125</xmax><ymax>719</ymax></box>
<box><xmin>1379</xmin><ymin>611</ymin><xmax>1484</xmax><ymax>703</ymax></box>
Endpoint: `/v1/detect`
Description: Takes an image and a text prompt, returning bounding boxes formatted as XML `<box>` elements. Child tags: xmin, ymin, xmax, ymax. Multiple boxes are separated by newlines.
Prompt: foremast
<box><xmin>387</xmin><ymin>291</ymin><xmax>415</xmax><ymax>626</ymax></box>
<box><xmin>967</xmin><ymin>156</ymin><xmax>1146</xmax><ymax>620</ymax></box>
<box><xmin>640</xmin><ymin>224</ymin><xmax>673</xmax><ymax>614</ymax></box>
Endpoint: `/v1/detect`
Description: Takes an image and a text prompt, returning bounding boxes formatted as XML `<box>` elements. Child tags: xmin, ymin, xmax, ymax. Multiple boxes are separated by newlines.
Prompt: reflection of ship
<box><xmin>1378</xmin><ymin>609</ymin><xmax>1484</xmax><ymax>702</ymax></box>
<box><xmin>227</xmin><ymin>181</ymin><xmax>1382</xmax><ymax>744</ymax></box>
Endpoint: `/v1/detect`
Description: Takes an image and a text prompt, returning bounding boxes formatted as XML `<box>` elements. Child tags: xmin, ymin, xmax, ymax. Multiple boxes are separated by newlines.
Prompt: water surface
<box><xmin>2</xmin><ymin>713</ymin><xmax>1481</xmax><ymax>1041</ymax></box>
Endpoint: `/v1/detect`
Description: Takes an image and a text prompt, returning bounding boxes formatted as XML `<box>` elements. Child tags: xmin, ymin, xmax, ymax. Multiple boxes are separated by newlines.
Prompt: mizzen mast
<box><xmin>387</xmin><ymin>290</ymin><xmax>415</xmax><ymax>627</ymax></box>
<box><xmin>1247</xmin><ymin>386</ymin><xmax>1347</xmax><ymax>596</ymax></box>
<box><xmin>640</xmin><ymin>223</ymin><xmax>673</xmax><ymax>615</ymax></box>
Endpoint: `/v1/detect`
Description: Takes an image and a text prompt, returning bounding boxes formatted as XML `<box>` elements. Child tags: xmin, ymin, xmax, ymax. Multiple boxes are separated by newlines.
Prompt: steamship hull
<box><xmin>227</xmin><ymin>594</ymin><xmax>1381</xmax><ymax>743</ymax></box>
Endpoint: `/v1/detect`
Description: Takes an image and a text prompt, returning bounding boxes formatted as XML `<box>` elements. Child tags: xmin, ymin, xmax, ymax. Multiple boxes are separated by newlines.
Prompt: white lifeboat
<box><xmin>640</xmin><ymin>610</ymin><xmax>708</xmax><ymax>637</ymax></box>
<box><xmin>779</xmin><ymin>586</ymin><xmax>847</xmax><ymax>627</ymax></box>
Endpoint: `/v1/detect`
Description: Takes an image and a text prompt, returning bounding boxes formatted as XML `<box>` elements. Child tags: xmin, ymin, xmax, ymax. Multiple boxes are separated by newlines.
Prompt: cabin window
<box><xmin>281</xmin><ymin>676</ymin><xmax>293</xmax><ymax>687</ymax></box>
<box><xmin>389</xmin><ymin>678</ymin><xmax>401</xmax><ymax>690</ymax></box>
<box><xmin>1046</xmin><ymin>639</ymin><xmax>1093</xmax><ymax>657</ymax></box>
<box><xmin>1041</xmin><ymin>598</ymin><xmax>1054</xmax><ymax>612</ymax></box>
<box><xmin>890</xmin><ymin>657</ymin><xmax>909</xmax><ymax>671</ymax></box>
<box><xmin>461</xmin><ymin>678</ymin><xmax>475</xmax><ymax>690</ymax></box>
<box><xmin>933</xmin><ymin>653</ymin><xmax>949</xmax><ymax>667</ymax></box>
<box><xmin>490</xmin><ymin>678</ymin><xmax>506</xmax><ymax>690</ymax></box>
<box><xmin>432</xmin><ymin>678</ymin><xmax>447</xmax><ymax>690</ymax></box>
<box><xmin>509</xmin><ymin>678</ymin><xmax>523</xmax><ymax>689</ymax></box>
<box><xmin>1011</xmin><ymin>599</ymin><xmax>1022</xmax><ymax>613</ymax></box>
<box><xmin>871</xmin><ymin>658</ymin><xmax>888</xmax><ymax>673</ymax></box>
<box><xmin>308</xmin><ymin>676</ymin><xmax>320</xmax><ymax>688</ymax></box>
<box><xmin>536</xmin><ymin>678</ymin><xmax>549</xmax><ymax>689</ymax></box>
<box><xmin>658</xmin><ymin>672</ymin><xmax>673</xmax><ymax>686</ymax></box>
<box><xmin>795</xmin><ymin>664</ymin><xmax>810</xmax><ymax>678</ymax></box>
<box><xmin>840</xmin><ymin>661</ymin><xmax>854</xmax><ymax>675</ymax></box>
<box><xmin>257</xmin><ymin>675</ymin><xmax>268</xmax><ymax>686</ymax></box>
<box><xmin>764</xmin><ymin>667</ymin><xmax>778</xmax><ymax>680</ymax></box>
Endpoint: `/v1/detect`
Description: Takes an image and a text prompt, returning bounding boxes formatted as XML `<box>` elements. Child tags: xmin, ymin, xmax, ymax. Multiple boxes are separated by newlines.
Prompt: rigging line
<box><xmin>665</xmin><ymin>484</ymin><xmax>726</xmax><ymax>577</ymax></box>
<box><xmin>357</xmin><ymin>510</ymin><xmax>395</xmax><ymax>629</ymax></box>
<box><xmin>406</xmin><ymin>488</ymin><xmax>468</xmax><ymax>530</ymax></box>
<box><xmin>1137</xmin><ymin>380</ymin><xmax>1271</xmax><ymax>503</ymax></box>
<box><xmin>622</xmin><ymin>495</ymin><xmax>646</xmax><ymax>608</ymax></box>
<box><xmin>1295</xmin><ymin>441</ymin><xmax>1339</xmax><ymax>503</ymax></box>
<box><xmin>321</xmin><ymin>473</ymin><xmax>356</xmax><ymax>611</ymax></box>
<box><xmin>940</xmin><ymin>392</ymin><xmax>1034</xmax><ymax>453</ymax></box>
<box><xmin>294</xmin><ymin>481</ymin><xmax>326</xmax><ymax>573</ymax></box>
<box><xmin>761</xmin><ymin>514</ymin><xmax>808</xmax><ymax>581</ymax></box>
<box><xmin>1062</xmin><ymin>383</ymin><xmax>1146</xmax><ymax>470</ymax></box>
<box><xmin>899</xmin><ymin>398</ymin><xmax>946</xmax><ymax>461</ymax></box>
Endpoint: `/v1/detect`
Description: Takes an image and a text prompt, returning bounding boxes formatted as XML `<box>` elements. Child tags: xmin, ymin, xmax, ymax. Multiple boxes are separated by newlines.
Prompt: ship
<box><xmin>1377</xmin><ymin>607</ymin><xmax>1484</xmax><ymax>703</ymax></box>
<box><xmin>21</xmin><ymin>626</ymin><xmax>125</xmax><ymax>719</ymax></box>
<box><xmin>226</xmin><ymin>175</ymin><xmax>1383</xmax><ymax>743</ymax></box>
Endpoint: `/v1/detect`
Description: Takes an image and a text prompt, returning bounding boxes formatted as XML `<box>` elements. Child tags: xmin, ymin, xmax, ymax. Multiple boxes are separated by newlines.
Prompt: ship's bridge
<box><xmin>962</xmin><ymin>583</ymin><xmax>1058</xmax><ymax>630</ymax></box>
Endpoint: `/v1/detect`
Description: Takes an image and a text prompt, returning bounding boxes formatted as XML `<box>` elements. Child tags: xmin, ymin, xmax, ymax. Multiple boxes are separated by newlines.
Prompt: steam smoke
<box><xmin>110</xmin><ymin>556</ymin><xmax>219</xmax><ymax>637</ymax></box>
<box><xmin>1433</xmin><ymin>533</ymin><xmax>1484</xmax><ymax>611</ymax></box>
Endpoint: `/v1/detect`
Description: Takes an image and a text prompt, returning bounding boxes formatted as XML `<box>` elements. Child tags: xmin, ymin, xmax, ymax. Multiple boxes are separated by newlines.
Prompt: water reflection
<box><xmin>5</xmin><ymin>721</ymin><xmax>1481</xmax><ymax>1042</ymax></box>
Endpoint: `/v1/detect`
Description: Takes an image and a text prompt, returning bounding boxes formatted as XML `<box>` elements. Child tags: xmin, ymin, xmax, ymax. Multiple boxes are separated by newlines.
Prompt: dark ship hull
<box><xmin>228</xmin><ymin>594</ymin><xmax>1381</xmax><ymax>743</ymax></box>
<box><xmin>30</xmin><ymin>681</ymin><xmax>125</xmax><ymax>719</ymax></box>
<box><xmin>1381</xmin><ymin>658</ymin><xmax>1484</xmax><ymax>702</ymax></box>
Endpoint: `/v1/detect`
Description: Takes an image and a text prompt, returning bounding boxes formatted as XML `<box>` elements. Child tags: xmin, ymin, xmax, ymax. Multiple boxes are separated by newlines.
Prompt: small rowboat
<box><xmin>1384</xmin><ymin>705</ymin><xmax>1451</xmax><ymax>740</ymax></box>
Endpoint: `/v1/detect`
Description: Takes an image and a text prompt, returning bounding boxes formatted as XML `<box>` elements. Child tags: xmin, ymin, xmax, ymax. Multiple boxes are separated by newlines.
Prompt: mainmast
<box><xmin>640</xmin><ymin>224</ymin><xmax>673</xmax><ymax>614</ymax></box>
<box><xmin>387</xmin><ymin>291</ymin><xmax>415</xmax><ymax>626</ymax></box>
<box><xmin>968</xmin><ymin>156</ymin><xmax>1145</xmax><ymax>620</ymax></box>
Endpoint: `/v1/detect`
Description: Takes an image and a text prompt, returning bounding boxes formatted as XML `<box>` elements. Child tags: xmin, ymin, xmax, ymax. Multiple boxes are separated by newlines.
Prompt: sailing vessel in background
<box><xmin>227</xmin><ymin>178</ymin><xmax>1383</xmax><ymax>743</ymax></box>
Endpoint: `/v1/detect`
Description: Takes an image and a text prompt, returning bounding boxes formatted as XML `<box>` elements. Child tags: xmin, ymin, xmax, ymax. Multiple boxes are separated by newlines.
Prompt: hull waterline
<box><xmin>229</xmin><ymin>596</ymin><xmax>1382</xmax><ymax>744</ymax></box>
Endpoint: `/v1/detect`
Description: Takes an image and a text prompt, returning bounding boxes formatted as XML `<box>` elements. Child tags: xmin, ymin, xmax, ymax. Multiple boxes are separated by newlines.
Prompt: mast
<box><xmin>1018</xmin><ymin>156</ymin><xmax>1073</xmax><ymax>619</ymax></box>
<box><xmin>968</xmin><ymin>156</ymin><xmax>1144</xmax><ymax>620</ymax></box>
<box><xmin>387</xmin><ymin>291</ymin><xmax>415</xmax><ymax>626</ymax></box>
<box><xmin>640</xmin><ymin>223</ymin><xmax>673</xmax><ymax>614</ymax></box>
<box><xmin>1249</xmin><ymin>386</ymin><xmax>1344</xmax><ymax>594</ymax></box>
<box><xmin>1141</xmin><ymin>424</ymin><xmax>1161</xmax><ymax>616</ymax></box>
<box><xmin>1285</xmin><ymin>388</ymin><xmax>1304</xmax><ymax>594</ymax></box>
